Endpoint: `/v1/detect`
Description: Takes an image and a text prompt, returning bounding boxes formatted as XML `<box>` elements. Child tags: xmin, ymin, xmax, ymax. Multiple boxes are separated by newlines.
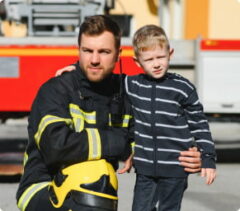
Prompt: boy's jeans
<box><xmin>132</xmin><ymin>174</ymin><xmax>188</xmax><ymax>211</ymax></box>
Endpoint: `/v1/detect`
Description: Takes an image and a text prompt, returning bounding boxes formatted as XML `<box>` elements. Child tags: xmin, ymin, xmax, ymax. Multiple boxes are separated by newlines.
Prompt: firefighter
<box><xmin>16</xmin><ymin>15</ymin><xmax>201</xmax><ymax>211</ymax></box>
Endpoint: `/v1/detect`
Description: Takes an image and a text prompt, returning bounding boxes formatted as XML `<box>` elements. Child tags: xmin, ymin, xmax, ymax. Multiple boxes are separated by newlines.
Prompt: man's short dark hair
<box><xmin>78</xmin><ymin>15</ymin><xmax>121</xmax><ymax>49</ymax></box>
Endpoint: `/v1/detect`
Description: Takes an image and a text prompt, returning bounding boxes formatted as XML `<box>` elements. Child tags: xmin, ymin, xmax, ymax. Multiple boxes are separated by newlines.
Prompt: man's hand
<box><xmin>117</xmin><ymin>154</ymin><xmax>133</xmax><ymax>174</ymax></box>
<box><xmin>201</xmin><ymin>168</ymin><xmax>216</xmax><ymax>185</ymax></box>
<box><xmin>179</xmin><ymin>147</ymin><xmax>201</xmax><ymax>173</ymax></box>
<box><xmin>55</xmin><ymin>65</ymin><xmax>76</xmax><ymax>76</ymax></box>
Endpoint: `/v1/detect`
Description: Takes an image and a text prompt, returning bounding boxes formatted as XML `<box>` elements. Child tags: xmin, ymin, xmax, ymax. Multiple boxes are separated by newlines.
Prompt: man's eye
<box><xmin>82</xmin><ymin>49</ymin><xmax>91</xmax><ymax>53</ymax></box>
<box><xmin>100</xmin><ymin>50</ymin><xmax>110</xmax><ymax>54</ymax></box>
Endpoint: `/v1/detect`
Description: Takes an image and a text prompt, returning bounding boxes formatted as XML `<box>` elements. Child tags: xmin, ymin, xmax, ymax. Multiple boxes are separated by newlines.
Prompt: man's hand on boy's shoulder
<box><xmin>55</xmin><ymin>65</ymin><xmax>76</xmax><ymax>76</ymax></box>
<box><xmin>179</xmin><ymin>147</ymin><xmax>201</xmax><ymax>173</ymax></box>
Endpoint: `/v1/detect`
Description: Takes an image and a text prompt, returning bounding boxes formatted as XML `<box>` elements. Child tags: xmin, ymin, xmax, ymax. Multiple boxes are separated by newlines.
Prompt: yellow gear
<box><xmin>49</xmin><ymin>159</ymin><xmax>118</xmax><ymax>208</ymax></box>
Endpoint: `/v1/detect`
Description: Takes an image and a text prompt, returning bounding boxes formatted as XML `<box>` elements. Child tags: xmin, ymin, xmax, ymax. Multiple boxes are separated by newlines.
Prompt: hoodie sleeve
<box><xmin>182</xmin><ymin>88</ymin><xmax>216</xmax><ymax>169</ymax></box>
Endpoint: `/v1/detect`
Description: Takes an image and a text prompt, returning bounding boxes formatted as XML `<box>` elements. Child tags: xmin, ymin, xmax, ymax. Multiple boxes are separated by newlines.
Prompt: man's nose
<box><xmin>91</xmin><ymin>52</ymin><xmax>100</xmax><ymax>65</ymax></box>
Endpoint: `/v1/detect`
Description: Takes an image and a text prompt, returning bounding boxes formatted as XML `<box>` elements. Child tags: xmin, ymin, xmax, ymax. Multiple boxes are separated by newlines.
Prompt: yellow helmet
<box><xmin>49</xmin><ymin>159</ymin><xmax>118</xmax><ymax>209</ymax></box>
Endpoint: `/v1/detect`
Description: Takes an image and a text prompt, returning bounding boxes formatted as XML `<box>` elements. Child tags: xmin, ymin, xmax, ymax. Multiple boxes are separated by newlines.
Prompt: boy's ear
<box><xmin>169</xmin><ymin>48</ymin><xmax>174</xmax><ymax>59</ymax></box>
<box><xmin>133</xmin><ymin>56</ymin><xmax>141</xmax><ymax>67</ymax></box>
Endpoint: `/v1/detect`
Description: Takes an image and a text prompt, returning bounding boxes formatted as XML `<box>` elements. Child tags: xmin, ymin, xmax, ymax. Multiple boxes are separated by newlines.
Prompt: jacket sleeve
<box><xmin>182</xmin><ymin>89</ymin><xmax>216</xmax><ymax>169</ymax></box>
<box><xmin>29</xmin><ymin>78</ymin><xmax>131</xmax><ymax>171</ymax></box>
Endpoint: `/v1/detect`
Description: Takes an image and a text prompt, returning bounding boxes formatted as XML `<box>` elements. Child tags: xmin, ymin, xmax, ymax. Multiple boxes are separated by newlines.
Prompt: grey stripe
<box><xmin>173</xmin><ymin>79</ymin><xmax>194</xmax><ymax>90</ymax></box>
<box><xmin>155</xmin><ymin>98</ymin><xmax>180</xmax><ymax>106</ymax></box>
<box><xmin>125</xmin><ymin>76</ymin><xmax>151</xmax><ymax>101</ymax></box>
<box><xmin>155</xmin><ymin>111</ymin><xmax>178</xmax><ymax>117</ymax></box>
<box><xmin>134</xmin><ymin>131</ymin><xmax>153</xmax><ymax>139</ymax></box>
<box><xmin>157</xmin><ymin>160</ymin><xmax>180</xmax><ymax>165</ymax></box>
<box><xmin>127</xmin><ymin>91</ymin><xmax>151</xmax><ymax>101</ymax></box>
<box><xmin>185</xmin><ymin>110</ymin><xmax>202</xmax><ymax>114</ymax></box>
<box><xmin>191</xmin><ymin>129</ymin><xmax>210</xmax><ymax>134</ymax></box>
<box><xmin>157</xmin><ymin>148</ymin><xmax>181</xmax><ymax>153</ymax></box>
<box><xmin>157</xmin><ymin>136</ymin><xmax>193</xmax><ymax>142</ymax></box>
<box><xmin>188</xmin><ymin>120</ymin><xmax>208</xmax><ymax>124</ymax></box>
<box><xmin>132</xmin><ymin>105</ymin><xmax>151</xmax><ymax>114</ymax></box>
<box><xmin>134</xmin><ymin>157</ymin><xmax>154</xmax><ymax>163</ymax></box>
<box><xmin>193</xmin><ymin>99</ymin><xmax>200</xmax><ymax>105</ymax></box>
<box><xmin>156</xmin><ymin>85</ymin><xmax>188</xmax><ymax>98</ymax></box>
<box><xmin>155</xmin><ymin>123</ymin><xmax>188</xmax><ymax>129</ymax></box>
<box><xmin>136</xmin><ymin>119</ymin><xmax>151</xmax><ymax>127</ymax></box>
<box><xmin>131</xmin><ymin>80</ymin><xmax>152</xmax><ymax>88</ymax></box>
<box><xmin>135</xmin><ymin>144</ymin><xmax>154</xmax><ymax>151</ymax></box>
<box><xmin>196</xmin><ymin>139</ymin><xmax>214</xmax><ymax>145</ymax></box>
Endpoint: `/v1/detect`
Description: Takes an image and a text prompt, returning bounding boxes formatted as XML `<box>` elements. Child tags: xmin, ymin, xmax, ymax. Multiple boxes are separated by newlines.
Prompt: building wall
<box><xmin>184</xmin><ymin>0</ymin><xmax>209</xmax><ymax>39</ymax></box>
<box><xmin>209</xmin><ymin>0</ymin><xmax>240</xmax><ymax>39</ymax></box>
<box><xmin>183</xmin><ymin>0</ymin><xmax>240</xmax><ymax>39</ymax></box>
<box><xmin>110</xmin><ymin>0</ymin><xmax>159</xmax><ymax>34</ymax></box>
<box><xmin>110</xmin><ymin>0</ymin><xmax>240</xmax><ymax>39</ymax></box>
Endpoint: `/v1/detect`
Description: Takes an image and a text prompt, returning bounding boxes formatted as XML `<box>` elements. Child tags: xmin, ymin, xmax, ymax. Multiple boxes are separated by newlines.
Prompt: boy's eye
<box><xmin>157</xmin><ymin>55</ymin><xmax>167</xmax><ymax>59</ymax></box>
<box><xmin>145</xmin><ymin>58</ymin><xmax>153</xmax><ymax>61</ymax></box>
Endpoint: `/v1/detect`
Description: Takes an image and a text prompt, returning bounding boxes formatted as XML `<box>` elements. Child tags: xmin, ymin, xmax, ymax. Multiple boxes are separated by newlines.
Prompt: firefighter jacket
<box><xmin>16</xmin><ymin>62</ymin><xmax>134</xmax><ymax>210</ymax></box>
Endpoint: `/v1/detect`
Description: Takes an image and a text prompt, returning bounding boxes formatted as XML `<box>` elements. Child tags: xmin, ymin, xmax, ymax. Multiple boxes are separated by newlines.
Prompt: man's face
<box><xmin>79</xmin><ymin>31</ymin><xmax>120</xmax><ymax>82</ymax></box>
<box><xmin>135</xmin><ymin>46</ymin><xmax>173</xmax><ymax>79</ymax></box>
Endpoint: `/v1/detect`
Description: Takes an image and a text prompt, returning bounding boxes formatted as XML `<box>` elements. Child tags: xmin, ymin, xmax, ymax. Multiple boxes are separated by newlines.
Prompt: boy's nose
<box><xmin>153</xmin><ymin>60</ymin><xmax>161</xmax><ymax>68</ymax></box>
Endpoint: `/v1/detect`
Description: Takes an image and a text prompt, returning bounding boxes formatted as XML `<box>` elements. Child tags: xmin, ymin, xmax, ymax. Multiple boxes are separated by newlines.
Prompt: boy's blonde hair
<box><xmin>133</xmin><ymin>25</ymin><xmax>170</xmax><ymax>57</ymax></box>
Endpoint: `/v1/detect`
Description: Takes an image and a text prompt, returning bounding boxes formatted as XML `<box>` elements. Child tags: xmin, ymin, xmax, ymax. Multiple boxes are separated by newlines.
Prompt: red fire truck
<box><xmin>1</xmin><ymin>0</ymin><xmax>240</xmax><ymax>175</ymax></box>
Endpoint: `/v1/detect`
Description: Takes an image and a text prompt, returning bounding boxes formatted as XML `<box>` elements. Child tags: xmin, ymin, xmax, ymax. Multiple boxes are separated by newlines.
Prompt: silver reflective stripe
<box><xmin>86</xmin><ymin>128</ymin><xmax>101</xmax><ymax>160</ymax></box>
<box><xmin>34</xmin><ymin>115</ymin><xmax>73</xmax><ymax>148</ymax></box>
<box><xmin>75</xmin><ymin>117</ymin><xmax>82</xmax><ymax>132</ymax></box>
<box><xmin>69</xmin><ymin>104</ymin><xmax>96</xmax><ymax>124</ymax></box>
<box><xmin>109</xmin><ymin>114</ymin><xmax>132</xmax><ymax>127</ymax></box>
<box><xmin>17</xmin><ymin>182</ymin><xmax>50</xmax><ymax>211</ymax></box>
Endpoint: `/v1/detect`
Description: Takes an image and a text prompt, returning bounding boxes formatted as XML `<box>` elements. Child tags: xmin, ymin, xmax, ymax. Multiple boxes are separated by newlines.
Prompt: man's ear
<box><xmin>169</xmin><ymin>48</ymin><xmax>174</xmax><ymax>59</ymax></box>
<box><xmin>116</xmin><ymin>48</ymin><xmax>122</xmax><ymax>62</ymax></box>
<box><xmin>133</xmin><ymin>56</ymin><xmax>141</xmax><ymax>68</ymax></box>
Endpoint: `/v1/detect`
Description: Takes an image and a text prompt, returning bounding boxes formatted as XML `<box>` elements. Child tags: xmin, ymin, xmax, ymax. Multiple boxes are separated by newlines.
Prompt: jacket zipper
<box><xmin>151</xmin><ymin>83</ymin><xmax>157</xmax><ymax>177</ymax></box>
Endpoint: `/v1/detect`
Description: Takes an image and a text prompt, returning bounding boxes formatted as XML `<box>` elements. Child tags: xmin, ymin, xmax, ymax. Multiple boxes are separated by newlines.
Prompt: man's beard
<box><xmin>82</xmin><ymin>67</ymin><xmax>112</xmax><ymax>82</ymax></box>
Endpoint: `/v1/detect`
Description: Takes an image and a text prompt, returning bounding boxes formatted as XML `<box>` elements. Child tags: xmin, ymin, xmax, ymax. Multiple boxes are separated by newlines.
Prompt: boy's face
<box><xmin>135</xmin><ymin>46</ymin><xmax>174</xmax><ymax>79</ymax></box>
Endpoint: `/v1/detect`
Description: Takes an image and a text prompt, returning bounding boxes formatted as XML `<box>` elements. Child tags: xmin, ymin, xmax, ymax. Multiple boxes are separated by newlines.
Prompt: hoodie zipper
<box><xmin>151</xmin><ymin>82</ymin><xmax>157</xmax><ymax>177</ymax></box>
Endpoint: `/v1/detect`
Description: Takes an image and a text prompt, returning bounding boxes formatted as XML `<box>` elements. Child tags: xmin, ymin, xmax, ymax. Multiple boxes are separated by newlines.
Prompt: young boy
<box><xmin>125</xmin><ymin>25</ymin><xmax>216</xmax><ymax>211</ymax></box>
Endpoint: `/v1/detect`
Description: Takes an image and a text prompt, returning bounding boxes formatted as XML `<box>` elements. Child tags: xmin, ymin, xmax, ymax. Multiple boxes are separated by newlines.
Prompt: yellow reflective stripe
<box><xmin>109</xmin><ymin>114</ymin><xmax>132</xmax><ymax>127</ymax></box>
<box><xmin>23</xmin><ymin>152</ymin><xmax>28</xmax><ymax>167</ymax></box>
<box><xmin>86</xmin><ymin>128</ymin><xmax>101</xmax><ymax>160</ymax></box>
<box><xmin>17</xmin><ymin>182</ymin><xmax>50</xmax><ymax>211</ymax></box>
<box><xmin>69</xmin><ymin>104</ymin><xmax>96</xmax><ymax>124</ymax></box>
<box><xmin>34</xmin><ymin>115</ymin><xmax>73</xmax><ymax>149</ymax></box>
<box><xmin>131</xmin><ymin>142</ymin><xmax>135</xmax><ymax>154</ymax></box>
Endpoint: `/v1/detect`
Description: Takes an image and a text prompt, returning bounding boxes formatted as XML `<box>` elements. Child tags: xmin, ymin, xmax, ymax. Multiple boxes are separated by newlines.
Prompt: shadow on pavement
<box><xmin>0</xmin><ymin>174</ymin><xmax>21</xmax><ymax>183</ymax></box>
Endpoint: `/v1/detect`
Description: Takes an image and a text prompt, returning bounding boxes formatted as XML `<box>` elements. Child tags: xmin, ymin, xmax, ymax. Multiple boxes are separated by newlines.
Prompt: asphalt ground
<box><xmin>0</xmin><ymin>163</ymin><xmax>240</xmax><ymax>211</ymax></box>
<box><xmin>0</xmin><ymin>121</ymin><xmax>240</xmax><ymax>210</ymax></box>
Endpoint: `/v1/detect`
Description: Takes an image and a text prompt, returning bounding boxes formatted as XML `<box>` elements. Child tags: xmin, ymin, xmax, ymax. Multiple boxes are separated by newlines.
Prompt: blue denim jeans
<box><xmin>132</xmin><ymin>174</ymin><xmax>188</xmax><ymax>211</ymax></box>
